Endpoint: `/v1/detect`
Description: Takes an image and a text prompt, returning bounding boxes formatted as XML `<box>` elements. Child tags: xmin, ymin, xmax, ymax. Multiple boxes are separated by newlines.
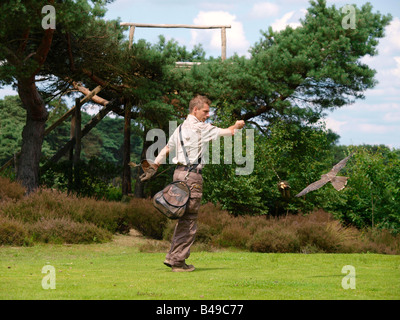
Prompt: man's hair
<box><xmin>189</xmin><ymin>95</ymin><xmax>211</xmax><ymax>113</ymax></box>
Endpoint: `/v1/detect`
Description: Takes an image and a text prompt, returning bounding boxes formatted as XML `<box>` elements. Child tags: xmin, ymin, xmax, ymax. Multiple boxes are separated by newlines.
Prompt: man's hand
<box><xmin>234</xmin><ymin>120</ymin><xmax>245</xmax><ymax>130</ymax></box>
<box><xmin>139</xmin><ymin>163</ymin><xmax>159</xmax><ymax>182</ymax></box>
<box><xmin>219</xmin><ymin>120</ymin><xmax>246</xmax><ymax>137</ymax></box>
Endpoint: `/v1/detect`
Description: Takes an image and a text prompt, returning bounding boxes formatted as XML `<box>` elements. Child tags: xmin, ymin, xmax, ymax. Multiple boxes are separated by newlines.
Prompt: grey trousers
<box><xmin>165</xmin><ymin>168</ymin><xmax>203</xmax><ymax>266</ymax></box>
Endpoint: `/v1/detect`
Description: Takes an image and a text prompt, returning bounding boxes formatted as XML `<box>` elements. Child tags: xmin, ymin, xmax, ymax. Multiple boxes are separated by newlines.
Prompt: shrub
<box><xmin>0</xmin><ymin>177</ymin><xmax>25</xmax><ymax>201</ymax></box>
<box><xmin>0</xmin><ymin>216</ymin><xmax>30</xmax><ymax>246</ymax></box>
<box><xmin>1</xmin><ymin>188</ymin><xmax>132</xmax><ymax>234</ymax></box>
<box><xmin>214</xmin><ymin>217</ymin><xmax>252</xmax><ymax>249</ymax></box>
<box><xmin>127</xmin><ymin>198</ymin><xmax>168</xmax><ymax>240</ymax></box>
<box><xmin>249</xmin><ymin>225</ymin><xmax>300</xmax><ymax>253</ymax></box>
<box><xmin>29</xmin><ymin>218</ymin><xmax>112</xmax><ymax>244</ymax></box>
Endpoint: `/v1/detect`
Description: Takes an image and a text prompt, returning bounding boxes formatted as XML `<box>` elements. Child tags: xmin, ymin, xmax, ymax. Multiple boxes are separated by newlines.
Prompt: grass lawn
<box><xmin>0</xmin><ymin>232</ymin><xmax>399</xmax><ymax>300</ymax></box>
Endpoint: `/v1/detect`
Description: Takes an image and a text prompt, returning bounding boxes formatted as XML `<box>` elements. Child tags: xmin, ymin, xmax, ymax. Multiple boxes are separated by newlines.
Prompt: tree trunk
<box><xmin>16</xmin><ymin>79</ymin><xmax>48</xmax><ymax>194</ymax></box>
<box><xmin>122</xmin><ymin>101</ymin><xmax>132</xmax><ymax>195</ymax></box>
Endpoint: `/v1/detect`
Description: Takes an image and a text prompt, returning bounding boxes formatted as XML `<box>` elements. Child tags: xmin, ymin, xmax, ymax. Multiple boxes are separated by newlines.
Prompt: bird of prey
<box><xmin>277</xmin><ymin>180</ymin><xmax>291</xmax><ymax>200</ymax></box>
<box><xmin>295</xmin><ymin>153</ymin><xmax>354</xmax><ymax>197</ymax></box>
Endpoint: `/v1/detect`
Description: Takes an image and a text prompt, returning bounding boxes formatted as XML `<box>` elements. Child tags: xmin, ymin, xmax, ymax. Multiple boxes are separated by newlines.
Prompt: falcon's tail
<box><xmin>330</xmin><ymin>176</ymin><xmax>348</xmax><ymax>191</ymax></box>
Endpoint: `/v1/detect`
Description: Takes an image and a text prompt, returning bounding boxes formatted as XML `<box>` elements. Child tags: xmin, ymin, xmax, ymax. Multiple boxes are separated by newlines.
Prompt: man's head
<box><xmin>189</xmin><ymin>95</ymin><xmax>211</xmax><ymax>122</ymax></box>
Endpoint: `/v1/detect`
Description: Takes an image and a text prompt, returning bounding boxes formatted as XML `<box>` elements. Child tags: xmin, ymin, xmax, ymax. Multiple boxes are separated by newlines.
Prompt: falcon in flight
<box><xmin>295</xmin><ymin>153</ymin><xmax>354</xmax><ymax>198</ymax></box>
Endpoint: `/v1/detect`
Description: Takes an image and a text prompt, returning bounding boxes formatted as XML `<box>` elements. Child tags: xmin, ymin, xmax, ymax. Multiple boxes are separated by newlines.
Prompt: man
<box><xmin>141</xmin><ymin>95</ymin><xmax>245</xmax><ymax>272</ymax></box>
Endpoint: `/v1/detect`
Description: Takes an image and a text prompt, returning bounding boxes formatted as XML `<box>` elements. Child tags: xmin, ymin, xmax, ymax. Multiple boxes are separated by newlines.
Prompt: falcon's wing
<box><xmin>295</xmin><ymin>177</ymin><xmax>330</xmax><ymax>197</ymax></box>
<box><xmin>331</xmin><ymin>176</ymin><xmax>348</xmax><ymax>191</ymax></box>
<box><xmin>330</xmin><ymin>153</ymin><xmax>354</xmax><ymax>175</ymax></box>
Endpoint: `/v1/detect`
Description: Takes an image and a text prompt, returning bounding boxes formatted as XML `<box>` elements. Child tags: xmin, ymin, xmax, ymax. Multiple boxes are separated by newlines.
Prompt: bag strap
<box><xmin>179</xmin><ymin>124</ymin><xmax>191</xmax><ymax>166</ymax></box>
<box><xmin>178</xmin><ymin>124</ymin><xmax>202</xmax><ymax>171</ymax></box>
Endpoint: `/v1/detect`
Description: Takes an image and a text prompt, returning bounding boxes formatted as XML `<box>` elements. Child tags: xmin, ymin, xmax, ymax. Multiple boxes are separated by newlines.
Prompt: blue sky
<box><xmin>1</xmin><ymin>0</ymin><xmax>399</xmax><ymax>148</ymax></box>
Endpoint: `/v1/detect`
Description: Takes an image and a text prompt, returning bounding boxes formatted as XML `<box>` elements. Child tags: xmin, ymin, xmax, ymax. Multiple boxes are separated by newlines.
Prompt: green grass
<box><xmin>0</xmin><ymin>234</ymin><xmax>399</xmax><ymax>300</ymax></box>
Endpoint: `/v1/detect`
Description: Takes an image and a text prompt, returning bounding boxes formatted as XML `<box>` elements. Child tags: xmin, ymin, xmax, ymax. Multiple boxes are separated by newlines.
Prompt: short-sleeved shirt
<box><xmin>168</xmin><ymin>114</ymin><xmax>221</xmax><ymax>169</ymax></box>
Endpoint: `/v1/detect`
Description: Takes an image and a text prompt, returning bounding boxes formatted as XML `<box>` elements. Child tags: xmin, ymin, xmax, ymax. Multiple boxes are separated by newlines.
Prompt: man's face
<box><xmin>193</xmin><ymin>103</ymin><xmax>210</xmax><ymax>122</ymax></box>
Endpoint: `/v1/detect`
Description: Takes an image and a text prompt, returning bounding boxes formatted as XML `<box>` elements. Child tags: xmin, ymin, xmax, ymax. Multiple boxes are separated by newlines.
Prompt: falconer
<box><xmin>141</xmin><ymin>95</ymin><xmax>245</xmax><ymax>272</ymax></box>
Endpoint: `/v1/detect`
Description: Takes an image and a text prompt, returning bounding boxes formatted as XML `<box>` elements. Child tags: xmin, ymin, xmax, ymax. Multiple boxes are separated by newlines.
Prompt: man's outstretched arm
<box><xmin>219</xmin><ymin>120</ymin><xmax>245</xmax><ymax>136</ymax></box>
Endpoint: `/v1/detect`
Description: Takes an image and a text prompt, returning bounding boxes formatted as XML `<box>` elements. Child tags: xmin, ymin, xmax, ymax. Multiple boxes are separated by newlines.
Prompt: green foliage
<box><xmin>323</xmin><ymin>146</ymin><xmax>400</xmax><ymax>232</ymax></box>
<box><xmin>40</xmin><ymin>158</ymin><xmax>122</xmax><ymax>200</ymax></box>
<box><xmin>0</xmin><ymin>96</ymin><xmax>25</xmax><ymax>164</ymax></box>
<box><xmin>0</xmin><ymin>0</ymin><xmax>398</xmax><ymax>236</ymax></box>
<box><xmin>203</xmin><ymin>120</ymin><xmax>338</xmax><ymax>216</ymax></box>
<box><xmin>171</xmin><ymin>0</ymin><xmax>391</xmax><ymax>128</ymax></box>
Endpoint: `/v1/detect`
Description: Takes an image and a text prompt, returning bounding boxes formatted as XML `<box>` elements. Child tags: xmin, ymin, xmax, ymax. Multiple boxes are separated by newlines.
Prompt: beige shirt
<box><xmin>167</xmin><ymin>114</ymin><xmax>221</xmax><ymax>169</ymax></box>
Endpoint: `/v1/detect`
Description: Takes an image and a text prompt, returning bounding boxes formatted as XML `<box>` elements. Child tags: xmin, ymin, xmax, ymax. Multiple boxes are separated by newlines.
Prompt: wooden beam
<box><xmin>44</xmin><ymin>85</ymin><xmax>102</xmax><ymax>136</ymax></box>
<box><xmin>175</xmin><ymin>62</ymin><xmax>202</xmax><ymax>68</ymax></box>
<box><xmin>121</xmin><ymin>23</ymin><xmax>231</xmax><ymax>52</ymax></box>
<box><xmin>120</xmin><ymin>23</ymin><xmax>231</xmax><ymax>29</ymax></box>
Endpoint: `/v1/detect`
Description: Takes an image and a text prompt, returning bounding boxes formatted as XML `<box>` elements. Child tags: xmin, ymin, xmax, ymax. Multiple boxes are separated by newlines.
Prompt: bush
<box><xmin>0</xmin><ymin>174</ymin><xmax>398</xmax><ymax>253</ymax></box>
<box><xmin>29</xmin><ymin>218</ymin><xmax>112</xmax><ymax>244</ymax></box>
<box><xmin>197</xmin><ymin>207</ymin><xmax>399</xmax><ymax>254</ymax></box>
<box><xmin>0</xmin><ymin>177</ymin><xmax>25</xmax><ymax>201</ymax></box>
<box><xmin>0</xmin><ymin>216</ymin><xmax>30</xmax><ymax>246</ymax></box>
<box><xmin>0</xmin><ymin>183</ymin><xmax>166</xmax><ymax>244</ymax></box>
<box><xmin>1</xmin><ymin>188</ymin><xmax>131</xmax><ymax>234</ymax></box>
<box><xmin>249</xmin><ymin>225</ymin><xmax>300</xmax><ymax>253</ymax></box>
<box><xmin>127</xmin><ymin>198</ymin><xmax>168</xmax><ymax>240</ymax></box>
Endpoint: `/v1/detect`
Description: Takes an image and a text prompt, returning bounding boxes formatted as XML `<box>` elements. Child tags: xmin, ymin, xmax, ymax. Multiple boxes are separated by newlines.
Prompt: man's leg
<box><xmin>165</xmin><ymin>170</ymin><xmax>202</xmax><ymax>270</ymax></box>
<box><xmin>165</xmin><ymin>210</ymin><xmax>198</xmax><ymax>267</ymax></box>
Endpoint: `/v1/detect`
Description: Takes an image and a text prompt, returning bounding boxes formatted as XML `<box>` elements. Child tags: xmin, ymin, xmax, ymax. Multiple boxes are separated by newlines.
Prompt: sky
<box><xmin>1</xmin><ymin>0</ymin><xmax>399</xmax><ymax>148</ymax></box>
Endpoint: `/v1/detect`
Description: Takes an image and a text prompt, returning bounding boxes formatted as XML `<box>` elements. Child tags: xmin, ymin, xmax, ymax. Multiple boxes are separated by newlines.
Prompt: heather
<box><xmin>0</xmin><ymin>177</ymin><xmax>397</xmax><ymax>254</ymax></box>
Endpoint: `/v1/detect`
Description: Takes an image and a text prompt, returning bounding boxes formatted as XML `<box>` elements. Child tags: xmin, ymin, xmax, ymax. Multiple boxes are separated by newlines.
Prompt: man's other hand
<box><xmin>139</xmin><ymin>163</ymin><xmax>159</xmax><ymax>182</ymax></box>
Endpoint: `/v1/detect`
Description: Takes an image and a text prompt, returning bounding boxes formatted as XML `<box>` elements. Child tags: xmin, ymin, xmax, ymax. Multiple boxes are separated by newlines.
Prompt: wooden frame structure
<box><xmin>1</xmin><ymin>23</ymin><xmax>232</xmax><ymax>196</ymax></box>
<box><xmin>120</xmin><ymin>23</ymin><xmax>231</xmax><ymax>60</ymax></box>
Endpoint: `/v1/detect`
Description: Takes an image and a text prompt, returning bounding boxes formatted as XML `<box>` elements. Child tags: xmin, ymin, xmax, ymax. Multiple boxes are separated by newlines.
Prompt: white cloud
<box><xmin>392</xmin><ymin>56</ymin><xmax>400</xmax><ymax>79</ymax></box>
<box><xmin>357</xmin><ymin>123</ymin><xmax>396</xmax><ymax>135</ymax></box>
<box><xmin>191</xmin><ymin>11</ymin><xmax>250</xmax><ymax>57</ymax></box>
<box><xmin>249</xmin><ymin>2</ymin><xmax>280</xmax><ymax>19</ymax></box>
<box><xmin>270</xmin><ymin>10</ymin><xmax>306</xmax><ymax>32</ymax></box>
<box><xmin>381</xmin><ymin>17</ymin><xmax>400</xmax><ymax>55</ymax></box>
<box><xmin>0</xmin><ymin>87</ymin><xmax>17</xmax><ymax>98</ymax></box>
<box><xmin>325</xmin><ymin>118</ymin><xmax>348</xmax><ymax>133</ymax></box>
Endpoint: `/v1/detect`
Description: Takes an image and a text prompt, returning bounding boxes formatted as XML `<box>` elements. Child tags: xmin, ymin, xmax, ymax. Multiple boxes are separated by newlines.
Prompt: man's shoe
<box><xmin>164</xmin><ymin>259</ymin><xmax>172</xmax><ymax>268</ymax></box>
<box><xmin>171</xmin><ymin>264</ymin><xmax>195</xmax><ymax>272</ymax></box>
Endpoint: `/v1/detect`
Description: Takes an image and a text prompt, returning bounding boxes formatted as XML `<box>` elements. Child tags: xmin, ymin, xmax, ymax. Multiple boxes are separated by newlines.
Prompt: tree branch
<box><xmin>31</xmin><ymin>27</ymin><xmax>55</xmax><ymax>77</ymax></box>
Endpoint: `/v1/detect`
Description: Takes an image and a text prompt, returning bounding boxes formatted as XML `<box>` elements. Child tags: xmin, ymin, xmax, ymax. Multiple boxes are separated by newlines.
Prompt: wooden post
<box><xmin>73</xmin><ymin>98</ymin><xmax>81</xmax><ymax>165</ymax></box>
<box><xmin>69</xmin><ymin>105</ymin><xmax>76</xmax><ymax>189</ymax></box>
<box><xmin>129</xmin><ymin>26</ymin><xmax>135</xmax><ymax>49</ymax></box>
<box><xmin>69</xmin><ymin>107</ymin><xmax>76</xmax><ymax>162</ymax></box>
<box><xmin>221</xmin><ymin>27</ymin><xmax>227</xmax><ymax>61</ymax></box>
<box><xmin>44</xmin><ymin>101</ymin><xmax>116</xmax><ymax>168</ymax></box>
<box><xmin>122</xmin><ymin>100</ymin><xmax>132</xmax><ymax>195</ymax></box>
<box><xmin>71</xmin><ymin>98</ymin><xmax>82</xmax><ymax>189</ymax></box>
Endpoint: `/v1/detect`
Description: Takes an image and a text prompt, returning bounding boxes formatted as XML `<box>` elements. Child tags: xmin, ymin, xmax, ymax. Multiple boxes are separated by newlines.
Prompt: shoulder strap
<box><xmin>179</xmin><ymin>124</ymin><xmax>190</xmax><ymax>166</ymax></box>
<box><xmin>178</xmin><ymin>124</ymin><xmax>202</xmax><ymax>169</ymax></box>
